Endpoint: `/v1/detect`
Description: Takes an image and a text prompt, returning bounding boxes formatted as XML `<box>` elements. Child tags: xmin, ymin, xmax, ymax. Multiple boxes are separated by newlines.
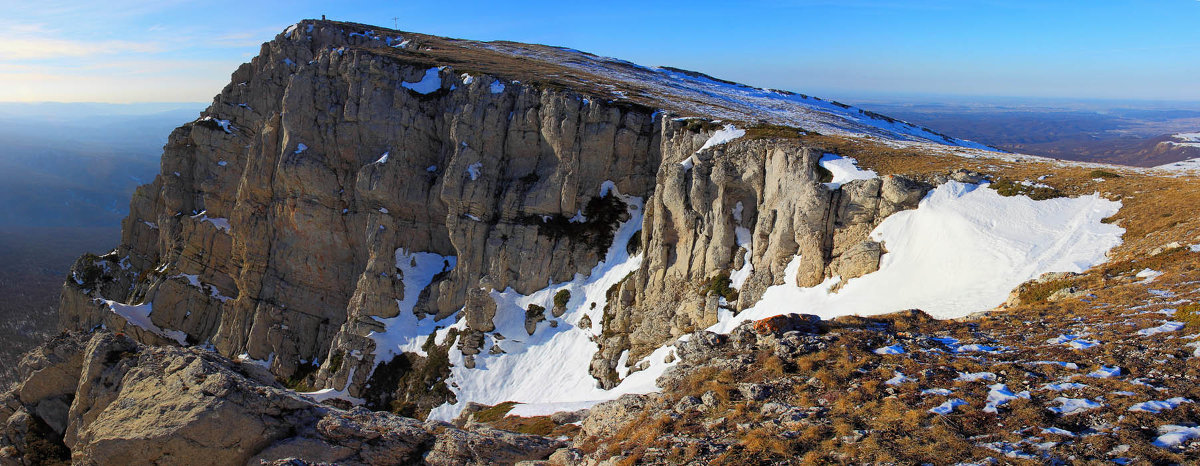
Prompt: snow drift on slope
<box><xmin>427</xmin><ymin>184</ymin><xmax>677</xmax><ymax>421</ymax></box>
<box><xmin>1155</xmin><ymin>157</ymin><xmax>1200</xmax><ymax>172</ymax></box>
<box><xmin>711</xmin><ymin>181</ymin><xmax>1123</xmax><ymax>330</ymax></box>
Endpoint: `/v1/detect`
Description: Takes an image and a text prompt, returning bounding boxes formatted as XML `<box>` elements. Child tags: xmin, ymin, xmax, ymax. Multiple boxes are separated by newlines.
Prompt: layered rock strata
<box><xmin>58</xmin><ymin>19</ymin><xmax>933</xmax><ymax>410</ymax></box>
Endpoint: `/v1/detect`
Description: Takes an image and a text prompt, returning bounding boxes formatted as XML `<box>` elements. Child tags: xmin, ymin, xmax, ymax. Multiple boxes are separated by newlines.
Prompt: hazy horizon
<box><xmin>5</xmin><ymin>92</ymin><xmax>1200</xmax><ymax>112</ymax></box>
<box><xmin>1</xmin><ymin>0</ymin><xmax>1198</xmax><ymax>104</ymax></box>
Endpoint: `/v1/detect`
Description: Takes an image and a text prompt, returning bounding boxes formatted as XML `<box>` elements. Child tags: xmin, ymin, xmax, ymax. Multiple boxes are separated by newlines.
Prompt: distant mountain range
<box><xmin>855</xmin><ymin>100</ymin><xmax>1200</xmax><ymax>166</ymax></box>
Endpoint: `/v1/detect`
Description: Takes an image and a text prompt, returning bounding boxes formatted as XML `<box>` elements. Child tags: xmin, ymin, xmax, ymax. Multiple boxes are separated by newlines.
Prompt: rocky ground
<box><xmin>0</xmin><ymin>332</ymin><xmax>563</xmax><ymax>465</ymax></box>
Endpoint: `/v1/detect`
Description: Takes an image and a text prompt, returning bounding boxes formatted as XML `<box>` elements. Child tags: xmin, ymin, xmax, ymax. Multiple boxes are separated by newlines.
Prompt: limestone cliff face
<box><xmin>588</xmin><ymin>127</ymin><xmax>931</xmax><ymax>386</ymax></box>
<box><xmin>58</xmin><ymin>19</ymin><xmax>934</xmax><ymax>410</ymax></box>
<box><xmin>60</xmin><ymin>20</ymin><xmax>657</xmax><ymax>379</ymax></box>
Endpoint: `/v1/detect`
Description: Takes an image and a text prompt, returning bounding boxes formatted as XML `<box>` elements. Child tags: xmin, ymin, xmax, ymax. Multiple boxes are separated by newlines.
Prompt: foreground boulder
<box><xmin>0</xmin><ymin>332</ymin><xmax>562</xmax><ymax>465</ymax></box>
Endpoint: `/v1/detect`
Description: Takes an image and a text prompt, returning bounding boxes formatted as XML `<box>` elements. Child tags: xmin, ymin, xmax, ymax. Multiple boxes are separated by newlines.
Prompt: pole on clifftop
<box><xmin>393</xmin><ymin>17</ymin><xmax>399</xmax><ymax>29</ymax></box>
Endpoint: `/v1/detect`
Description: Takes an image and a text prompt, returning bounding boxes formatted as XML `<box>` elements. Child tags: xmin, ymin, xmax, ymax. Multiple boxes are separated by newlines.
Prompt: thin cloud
<box><xmin>0</xmin><ymin>21</ymin><xmax>164</xmax><ymax>60</ymax></box>
<box><xmin>0</xmin><ymin>37</ymin><xmax>164</xmax><ymax>60</ymax></box>
<box><xmin>209</xmin><ymin>27</ymin><xmax>283</xmax><ymax>47</ymax></box>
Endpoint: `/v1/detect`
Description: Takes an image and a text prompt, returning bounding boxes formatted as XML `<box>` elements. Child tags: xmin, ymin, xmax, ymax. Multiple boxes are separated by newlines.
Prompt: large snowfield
<box><xmin>415</xmin><ymin>163</ymin><xmax>1124</xmax><ymax>421</ymax></box>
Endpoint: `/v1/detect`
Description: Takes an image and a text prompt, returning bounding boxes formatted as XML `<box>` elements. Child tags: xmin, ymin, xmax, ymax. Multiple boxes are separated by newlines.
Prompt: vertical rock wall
<box><xmin>58</xmin><ymin>22</ymin><xmax>661</xmax><ymax>389</ymax></box>
<box><xmin>57</xmin><ymin>20</ymin><xmax>932</xmax><ymax>407</ymax></box>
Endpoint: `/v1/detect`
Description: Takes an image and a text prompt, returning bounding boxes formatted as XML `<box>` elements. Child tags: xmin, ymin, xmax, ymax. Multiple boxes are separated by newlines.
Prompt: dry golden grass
<box><xmin>675</xmin><ymin>366</ymin><xmax>735</xmax><ymax>407</ymax></box>
<box><xmin>1178</xmin><ymin>303</ymin><xmax>1200</xmax><ymax>330</ymax></box>
<box><xmin>489</xmin><ymin>414</ymin><xmax>578</xmax><ymax>437</ymax></box>
<box><xmin>739</xmin><ymin>427</ymin><xmax>793</xmax><ymax>457</ymax></box>
<box><xmin>470</xmin><ymin>401</ymin><xmax>516</xmax><ymax>423</ymax></box>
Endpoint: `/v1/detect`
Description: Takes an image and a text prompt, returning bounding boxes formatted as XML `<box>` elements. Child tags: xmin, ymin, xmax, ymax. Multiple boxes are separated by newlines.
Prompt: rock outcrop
<box><xmin>58</xmin><ymin>20</ymin><xmax>660</xmax><ymax>407</ymax></box>
<box><xmin>0</xmin><ymin>332</ymin><xmax>562</xmax><ymax>465</ymax></box>
<box><xmin>57</xmin><ymin>19</ymin><xmax>933</xmax><ymax>413</ymax></box>
<box><xmin>589</xmin><ymin>132</ymin><xmax>930</xmax><ymax>386</ymax></box>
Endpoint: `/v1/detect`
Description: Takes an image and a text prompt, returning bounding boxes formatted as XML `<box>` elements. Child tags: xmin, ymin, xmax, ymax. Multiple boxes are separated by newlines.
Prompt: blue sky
<box><xmin>1</xmin><ymin>0</ymin><xmax>1197</xmax><ymax>103</ymax></box>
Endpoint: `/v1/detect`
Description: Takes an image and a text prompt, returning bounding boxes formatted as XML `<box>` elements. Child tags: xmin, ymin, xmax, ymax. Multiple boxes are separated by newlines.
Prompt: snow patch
<box><xmin>300</xmin><ymin>366</ymin><xmax>366</xmax><ymax>405</ymax></box>
<box><xmin>1088</xmin><ymin>366</ymin><xmax>1122</xmax><ymax>378</ymax></box>
<box><xmin>1129</xmin><ymin>397</ymin><xmax>1192</xmax><ymax>413</ymax></box>
<box><xmin>819</xmin><ymin>153</ymin><xmax>878</xmax><ymax>189</ymax></box>
<box><xmin>956</xmin><ymin>344</ymin><xmax>1002</xmax><ymax>353</ymax></box>
<box><xmin>885</xmin><ymin>371</ymin><xmax>913</xmax><ymax>385</ymax></box>
<box><xmin>101</xmin><ymin>299</ymin><xmax>188</xmax><ymax>345</ymax></box>
<box><xmin>983</xmin><ymin>384</ymin><xmax>1030</xmax><ymax>413</ymax></box>
<box><xmin>679</xmin><ymin>155</ymin><xmax>696</xmax><ymax>171</ymax></box>
<box><xmin>191</xmin><ymin>211</ymin><xmax>231</xmax><ymax>233</ymax></box>
<box><xmin>1042</xmin><ymin>382</ymin><xmax>1088</xmax><ymax>391</ymax></box>
<box><xmin>401</xmin><ymin>68</ymin><xmax>443</xmax><ymax>94</ymax></box>
<box><xmin>873</xmin><ymin>344</ymin><xmax>905</xmax><ymax>355</ymax></box>
<box><xmin>1135</xmin><ymin>268</ymin><xmax>1163</xmax><ymax>282</ymax></box>
<box><xmin>698</xmin><ymin>124</ymin><xmax>745</xmax><ymax>151</ymax></box>
<box><xmin>173</xmin><ymin>274</ymin><xmax>233</xmax><ymax>303</ymax></box>
<box><xmin>1137</xmin><ymin>321</ymin><xmax>1185</xmax><ymax>336</ymax></box>
<box><xmin>930</xmin><ymin>398</ymin><xmax>968</xmax><ymax>414</ymax></box>
<box><xmin>465</xmin><ymin>162</ymin><xmax>482</xmax><ymax>180</ymax></box>
<box><xmin>1153</xmin><ymin>425</ymin><xmax>1200</xmax><ymax>448</ymax></box>
<box><xmin>1048</xmin><ymin>334</ymin><xmax>1100</xmax><ymax>350</ymax></box>
<box><xmin>955</xmin><ymin>372</ymin><xmax>997</xmax><ymax>382</ymax></box>
<box><xmin>199</xmin><ymin>116</ymin><xmax>234</xmax><ymax>133</ymax></box>
<box><xmin>367</xmin><ymin>250</ymin><xmax>457</xmax><ymax>360</ymax></box>
<box><xmin>1049</xmin><ymin>397</ymin><xmax>1103</xmax><ymax>415</ymax></box>
<box><xmin>729</xmin><ymin>201</ymin><xmax>753</xmax><ymax>289</ymax></box>
<box><xmin>237</xmin><ymin>354</ymin><xmax>273</xmax><ymax>371</ymax></box>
